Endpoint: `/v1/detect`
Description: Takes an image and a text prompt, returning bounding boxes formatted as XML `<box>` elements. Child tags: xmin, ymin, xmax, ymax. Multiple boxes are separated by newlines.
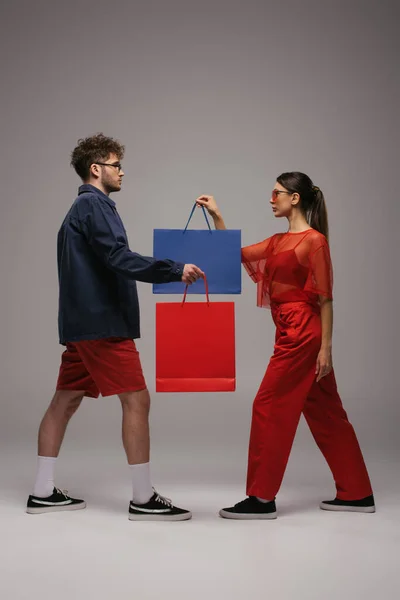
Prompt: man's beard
<box><xmin>103</xmin><ymin>178</ymin><xmax>121</xmax><ymax>194</ymax></box>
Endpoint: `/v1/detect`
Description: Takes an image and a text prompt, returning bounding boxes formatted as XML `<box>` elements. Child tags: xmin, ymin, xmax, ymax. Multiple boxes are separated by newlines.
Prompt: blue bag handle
<box><xmin>183</xmin><ymin>203</ymin><xmax>212</xmax><ymax>233</ymax></box>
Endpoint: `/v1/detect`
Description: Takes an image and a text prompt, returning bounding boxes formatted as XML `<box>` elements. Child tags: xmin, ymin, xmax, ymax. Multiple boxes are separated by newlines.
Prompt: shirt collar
<box><xmin>78</xmin><ymin>184</ymin><xmax>116</xmax><ymax>207</ymax></box>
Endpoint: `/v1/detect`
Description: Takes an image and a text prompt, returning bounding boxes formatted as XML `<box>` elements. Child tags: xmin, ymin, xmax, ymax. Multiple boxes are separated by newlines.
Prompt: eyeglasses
<box><xmin>96</xmin><ymin>162</ymin><xmax>123</xmax><ymax>172</ymax></box>
<box><xmin>271</xmin><ymin>189</ymin><xmax>292</xmax><ymax>201</ymax></box>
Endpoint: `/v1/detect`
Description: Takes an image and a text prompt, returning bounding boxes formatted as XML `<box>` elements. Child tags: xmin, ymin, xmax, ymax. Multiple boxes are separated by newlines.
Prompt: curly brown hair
<box><xmin>70</xmin><ymin>133</ymin><xmax>125</xmax><ymax>179</ymax></box>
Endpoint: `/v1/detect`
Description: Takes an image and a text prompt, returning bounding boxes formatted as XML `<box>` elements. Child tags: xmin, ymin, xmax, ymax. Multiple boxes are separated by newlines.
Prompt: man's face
<box><xmin>96</xmin><ymin>153</ymin><xmax>124</xmax><ymax>193</ymax></box>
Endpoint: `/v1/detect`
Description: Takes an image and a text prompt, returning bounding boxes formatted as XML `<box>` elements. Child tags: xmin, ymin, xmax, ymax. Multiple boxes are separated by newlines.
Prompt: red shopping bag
<box><xmin>156</xmin><ymin>278</ymin><xmax>236</xmax><ymax>392</ymax></box>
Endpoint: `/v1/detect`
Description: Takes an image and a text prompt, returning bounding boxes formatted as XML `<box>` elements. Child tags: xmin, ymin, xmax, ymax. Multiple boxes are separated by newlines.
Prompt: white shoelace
<box><xmin>152</xmin><ymin>488</ymin><xmax>172</xmax><ymax>507</ymax></box>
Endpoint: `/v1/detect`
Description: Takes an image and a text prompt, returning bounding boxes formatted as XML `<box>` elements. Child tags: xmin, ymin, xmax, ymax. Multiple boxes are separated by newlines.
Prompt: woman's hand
<box><xmin>315</xmin><ymin>346</ymin><xmax>333</xmax><ymax>382</ymax></box>
<box><xmin>196</xmin><ymin>195</ymin><xmax>220</xmax><ymax>217</ymax></box>
<box><xmin>195</xmin><ymin>195</ymin><xmax>226</xmax><ymax>230</ymax></box>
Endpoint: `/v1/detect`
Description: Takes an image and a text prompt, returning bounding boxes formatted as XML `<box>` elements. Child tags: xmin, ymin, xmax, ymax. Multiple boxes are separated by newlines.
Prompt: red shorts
<box><xmin>56</xmin><ymin>337</ymin><xmax>147</xmax><ymax>398</ymax></box>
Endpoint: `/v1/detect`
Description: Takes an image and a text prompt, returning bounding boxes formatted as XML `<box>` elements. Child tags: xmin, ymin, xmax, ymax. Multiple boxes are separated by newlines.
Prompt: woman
<box><xmin>196</xmin><ymin>172</ymin><xmax>375</xmax><ymax>519</ymax></box>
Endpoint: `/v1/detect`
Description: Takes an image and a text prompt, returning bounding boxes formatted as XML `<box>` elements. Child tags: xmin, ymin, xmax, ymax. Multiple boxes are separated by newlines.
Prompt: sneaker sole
<box><xmin>219</xmin><ymin>509</ymin><xmax>277</xmax><ymax>520</ymax></box>
<box><xmin>319</xmin><ymin>502</ymin><xmax>375</xmax><ymax>513</ymax></box>
<box><xmin>26</xmin><ymin>502</ymin><xmax>87</xmax><ymax>514</ymax></box>
<box><xmin>129</xmin><ymin>512</ymin><xmax>192</xmax><ymax>522</ymax></box>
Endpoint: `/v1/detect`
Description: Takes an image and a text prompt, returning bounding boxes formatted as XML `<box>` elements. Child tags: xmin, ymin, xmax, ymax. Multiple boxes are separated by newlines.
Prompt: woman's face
<box><xmin>270</xmin><ymin>182</ymin><xmax>296</xmax><ymax>218</ymax></box>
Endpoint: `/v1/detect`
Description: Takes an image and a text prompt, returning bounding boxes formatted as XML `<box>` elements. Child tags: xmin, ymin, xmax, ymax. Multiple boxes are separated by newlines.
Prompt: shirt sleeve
<box><xmin>80</xmin><ymin>198</ymin><xmax>184</xmax><ymax>284</ymax></box>
<box><xmin>241</xmin><ymin>237</ymin><xmax>273</xmax><ymax>283</ymax></box>
<box><xmin>305</xmin><ymin>238</ymin><xmax>333</xmax><ymax>300</ymax></box>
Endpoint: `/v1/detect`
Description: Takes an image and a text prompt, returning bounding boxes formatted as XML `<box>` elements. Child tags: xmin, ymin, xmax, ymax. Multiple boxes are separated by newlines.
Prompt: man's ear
<box><xmin>89</xmin><ymin>163</ymin><xmax>101</xmax><ymax>179</ymax></box>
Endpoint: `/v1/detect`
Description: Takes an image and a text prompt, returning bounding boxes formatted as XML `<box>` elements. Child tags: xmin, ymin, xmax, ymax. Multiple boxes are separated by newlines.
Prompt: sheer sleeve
<box><xmin>241</xmin><ymin>237</ymin><xmax>273</xmax><ymax>283</ymax></box>
<box><xmin>305</xmin><ymin>238</ymin><xmax>333</xmax><ymax>300</ymax></box>
<box><xmin>241</xmin><ymin>237</ymin><xmax>274</xmax><ymax>308</ymax></box>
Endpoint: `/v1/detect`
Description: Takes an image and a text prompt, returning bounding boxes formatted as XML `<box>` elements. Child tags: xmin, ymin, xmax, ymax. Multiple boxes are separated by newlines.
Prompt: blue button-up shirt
<box><xmin>57</xmin><ymin>184</ymin><xmax>184</xmax><ymax>344</ymax></box>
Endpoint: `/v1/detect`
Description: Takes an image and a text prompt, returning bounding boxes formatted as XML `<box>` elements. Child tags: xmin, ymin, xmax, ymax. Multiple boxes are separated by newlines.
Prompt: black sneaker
<box><xmin>320</xmin><ymin>494</ymin><xmax>376</xmax><ymax>513</ymax></box>
<box><xmin>26</xmin><ymin>487</ymin><xmax>86</xmax><ymax>514</ymax></box>
<box><xmin>219</xmin><ymin>496</ymin><xmax>277</xmax><ymax>520</ymax></box>
<box><xmin>129</xmin><ymin>489</ymin><xmax>192</xmax><ymax>521</ymax></box>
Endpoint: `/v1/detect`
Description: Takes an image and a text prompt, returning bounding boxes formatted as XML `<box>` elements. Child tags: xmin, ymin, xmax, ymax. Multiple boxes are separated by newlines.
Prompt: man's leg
<box><xmin>119</xmin><ymin>389</ymin><xmax>154</xmax><ymax>504</ymax></box>
<box><xmin>118</xmin><ymin>388</ymin><xmax>191</xmax><ymax>521</ymax></box>
<box><xmin>32</xmin><ymin>390</ymin><xmax>84</xmax><ymax>498</ymax></box>
<box><xmin>38</xmin><ymin>389</ymin><xmax>84</xmax><ymax>457</ymax></box>
<box><xmin>27</xmin><ymin>341</ymin><xmax>96</xmax><ymax>513</ymax></box>
<box><xmin>119</xmin><ymin>389</ymin><xmax>150</xmax><ymax>464</ymax></box>
<box><xmin>27</xmin><ymin>389</ymin><xmax>87</xmax><ymax>513</ymax></box>
<box><xmin>70</xmin><ymin>337</ymin><xmax>190</xmax><ymax>520</ymax></box>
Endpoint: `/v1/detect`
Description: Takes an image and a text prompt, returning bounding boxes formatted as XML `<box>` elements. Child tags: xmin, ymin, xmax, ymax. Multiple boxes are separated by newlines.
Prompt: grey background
<box><xmin>1</xmin><ymin>0</ymin><xmax>398</xmax><ymax>501</ymax></box>
<box><xmin>1</xmin><ymin>2</ymin><xmax>399</xmax><ymax>599</ymax></box>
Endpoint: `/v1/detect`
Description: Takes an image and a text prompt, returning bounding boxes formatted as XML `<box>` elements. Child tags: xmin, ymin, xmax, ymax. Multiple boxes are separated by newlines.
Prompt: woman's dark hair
<box><xmin>70</xmin><ymin>133</ymin><xmax>125</xmax><ymax>180</ymax></box>
<box><xmin>277</xmin><ymin>171</ymin><xmax>329</xmax><ymax>241</ymax></box>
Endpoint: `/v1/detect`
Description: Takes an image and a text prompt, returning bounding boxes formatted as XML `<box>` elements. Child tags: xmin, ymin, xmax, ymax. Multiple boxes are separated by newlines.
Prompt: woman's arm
<box><xmin>196</xmin><ymin>194</ymin><xmax>272</xmax><ymax>285</ymax></box>
<box><xmin>196</xmin><ymin>195</ymin><xmax>227</xmax><ymax>230</ymax></box>
<box><xmin>316</xmin><ymin>297</ymin><xmax>333</xmax><ymax>382</ymax></box>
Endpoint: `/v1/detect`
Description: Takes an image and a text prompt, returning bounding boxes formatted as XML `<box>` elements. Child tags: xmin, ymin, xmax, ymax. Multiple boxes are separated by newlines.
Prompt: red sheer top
<box><xmin>241</xmin><ymin>229</ymin><xmax>333</xmax><ymax>308</ymax></box>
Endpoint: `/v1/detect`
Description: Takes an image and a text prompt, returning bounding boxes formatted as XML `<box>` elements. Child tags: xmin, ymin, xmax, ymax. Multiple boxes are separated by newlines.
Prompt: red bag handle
<box><xmin>181</xmin><ymin>276</ymin><xmax>210</xmax><ymax>306</ymax></box>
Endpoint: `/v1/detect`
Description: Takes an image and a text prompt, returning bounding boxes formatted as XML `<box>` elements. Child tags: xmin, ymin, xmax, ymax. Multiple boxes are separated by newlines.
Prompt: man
<box><xmin>26</xmin><ymin>133</ymin><xmax>204</xmax><ymax>521</ymax></box>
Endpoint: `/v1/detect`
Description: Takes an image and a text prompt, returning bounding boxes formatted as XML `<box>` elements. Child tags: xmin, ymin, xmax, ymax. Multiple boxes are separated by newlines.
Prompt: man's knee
<box><xmin>119</xmin><ymin>389</ymin><xmax>150</xmax><ymax>414</ymax></box>
<box><xmin>50</xmin><ymin>390</ymin><xmax>84</xmax><ymax>418</ymax></box>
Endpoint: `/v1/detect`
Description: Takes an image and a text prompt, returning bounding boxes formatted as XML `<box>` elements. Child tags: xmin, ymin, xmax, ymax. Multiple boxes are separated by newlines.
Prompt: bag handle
<box><xmin>183</xmin><ymin>203</ymin><xmax>212</xmax><ymax>233</ymax></box>
<box><xmin>181</xmin><ymin>275</ymin><xmax>210</xmax><ymax>306</ymax></box>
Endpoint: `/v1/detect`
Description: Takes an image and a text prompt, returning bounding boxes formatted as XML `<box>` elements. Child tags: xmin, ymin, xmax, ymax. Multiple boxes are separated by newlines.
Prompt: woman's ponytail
<box><xmin>309</xmin><ymin>187</ymin><xmax>329</xmax><ymax>242</ymax></box>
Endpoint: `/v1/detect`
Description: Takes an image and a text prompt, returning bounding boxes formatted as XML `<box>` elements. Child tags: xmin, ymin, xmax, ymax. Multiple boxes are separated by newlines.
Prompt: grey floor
<box><xmin>1</xmin><ymin>441</ymin><xmax>399</xmax><ymax>600</ymax></box>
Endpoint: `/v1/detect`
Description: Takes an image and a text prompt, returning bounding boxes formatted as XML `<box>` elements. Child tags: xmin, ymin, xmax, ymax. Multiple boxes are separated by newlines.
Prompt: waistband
<box><xmin>271</xmin><ymin>301</ymin><xmax>316</xmax><ymax>308</ymax></box>
<box><xmin>270</xmin><ymin>301</ymin><xmax>320</xmax><ymax>314</ymax></box>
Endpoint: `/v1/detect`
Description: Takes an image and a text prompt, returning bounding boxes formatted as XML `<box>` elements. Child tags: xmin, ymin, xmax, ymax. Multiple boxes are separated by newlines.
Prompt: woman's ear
<box><xmin>291</xmin><ymin>192</ymin><xmax>300</xmax><ymax>206</ymax></box>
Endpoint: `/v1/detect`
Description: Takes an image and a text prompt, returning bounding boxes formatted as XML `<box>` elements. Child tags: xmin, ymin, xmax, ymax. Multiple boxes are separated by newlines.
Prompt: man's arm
<box><xmin>80</xmin><ymin>198</ymin><xmax>198</xmax><ymax>284</ymax></box>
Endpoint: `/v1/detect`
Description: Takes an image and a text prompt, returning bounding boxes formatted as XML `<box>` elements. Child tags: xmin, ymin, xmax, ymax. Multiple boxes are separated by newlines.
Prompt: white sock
<box><xmin>33</xmin><ymin>456</ymin><xmax>57</xmax><ymax>497</ymax></box>
<box><xmin>129</xmin><ymin>462</ymin><xmax>153</xmax><ymax>504</ymax></box>
<box><xmin>256</xmin><ymin>497</ymin><xmax>273</xmax><ymax>503</ymax></box>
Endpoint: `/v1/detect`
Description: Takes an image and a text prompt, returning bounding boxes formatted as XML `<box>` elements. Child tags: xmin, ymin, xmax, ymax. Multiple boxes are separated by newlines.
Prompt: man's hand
<box><xmin>315</xmin><ymin>346</ymin><xmax>333</xmax><ymax>382</ymax></box>
<box><xmin>182</xmin><ymin>264</ymin><xmax>205</xmax><ymax>285</ymax></box>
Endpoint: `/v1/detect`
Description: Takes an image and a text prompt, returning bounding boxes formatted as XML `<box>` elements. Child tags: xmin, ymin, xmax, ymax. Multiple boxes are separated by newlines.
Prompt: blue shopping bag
<box><xmin>153</xmin><ymin>204</ymin><xmax>241</xmax><ymax>294</ymax></box>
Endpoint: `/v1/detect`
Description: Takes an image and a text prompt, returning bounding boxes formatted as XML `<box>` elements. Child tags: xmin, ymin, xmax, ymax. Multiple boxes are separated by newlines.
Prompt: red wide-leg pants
<box><xmin>246</xmin><ymin>302</ymin><xmax>373</xmax><ymax>501</ymax></box>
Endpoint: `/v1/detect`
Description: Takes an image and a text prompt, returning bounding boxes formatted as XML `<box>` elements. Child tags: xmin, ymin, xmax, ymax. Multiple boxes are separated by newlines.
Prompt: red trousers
<box><xmin>246</xmin><ymin>302</ymin><xmax>373</xmax><ymax>501</ymax></box>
